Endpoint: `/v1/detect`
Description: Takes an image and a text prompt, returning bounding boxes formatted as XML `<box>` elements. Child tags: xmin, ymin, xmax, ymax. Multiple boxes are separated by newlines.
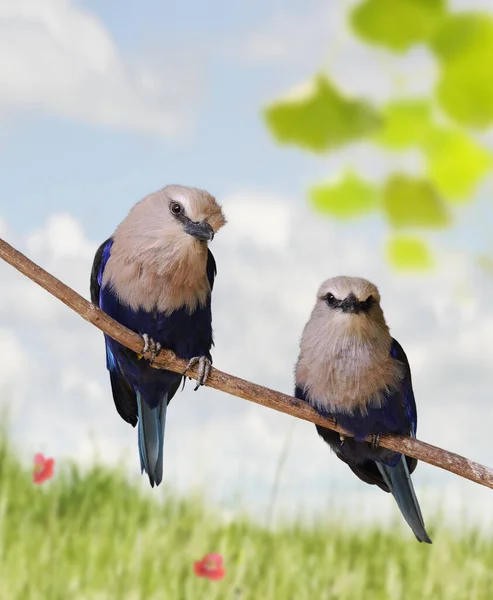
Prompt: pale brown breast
<box><xmin>296</xmin><ymin>308</ymin><xmax>404</xmax><ymax>414</ymax></box>
<box><xmin>102</xmin><ymin>239</ymin><xmax>210</xmax><ymax>314</ymax></box>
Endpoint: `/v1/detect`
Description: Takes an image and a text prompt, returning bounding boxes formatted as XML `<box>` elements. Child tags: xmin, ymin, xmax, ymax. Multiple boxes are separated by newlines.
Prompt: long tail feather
<box><xmin>377</xmin><ymin>456</ymin><xmax>432</xmax><ymax>544</ymax></box>
<box><xmin>136</xmin><ymin>391</ymin><xmax>168</xmax><ymax>487</ymax></box>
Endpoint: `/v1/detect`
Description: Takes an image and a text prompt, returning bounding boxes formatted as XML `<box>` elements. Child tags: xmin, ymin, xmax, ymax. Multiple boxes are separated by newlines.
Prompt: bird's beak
<box><xmin>184</xmin><ymin>220</ymin><xmax>215</xmax><ymax>242</ymax></box>
<box><xmin>341</xmin><ymin>293</ymin><xmax>361</xmax><ymax>314</ymax></box>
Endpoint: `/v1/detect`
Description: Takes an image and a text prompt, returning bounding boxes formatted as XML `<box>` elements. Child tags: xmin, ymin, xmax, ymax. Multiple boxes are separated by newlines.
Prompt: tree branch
<box><xmin>1</xmin><ymin>236</ymin><xmax>492</xmax><ymax>490</ymax></box>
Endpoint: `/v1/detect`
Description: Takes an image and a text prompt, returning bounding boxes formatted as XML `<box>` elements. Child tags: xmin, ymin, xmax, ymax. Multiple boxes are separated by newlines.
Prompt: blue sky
<box><xmin>1</xmin><ymin>0</ymin><xmax>493</xmax><ymax>533</ymax></box>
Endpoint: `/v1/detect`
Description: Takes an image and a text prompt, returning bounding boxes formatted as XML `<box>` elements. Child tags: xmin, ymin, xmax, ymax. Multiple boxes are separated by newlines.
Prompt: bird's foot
<box><xmin>183</xmin><ymin>356</ymin><xmax>212</xmax><ymax>391</ymax></box>
<box><xmin>141</xmin><ymin>333</ymin><xmax>161</xmax><ymax>365</ymax></box>
<box><xmin>370</xmin><ymin>434</ymin><xmax>380</xmax><ymax>450</ymax></box>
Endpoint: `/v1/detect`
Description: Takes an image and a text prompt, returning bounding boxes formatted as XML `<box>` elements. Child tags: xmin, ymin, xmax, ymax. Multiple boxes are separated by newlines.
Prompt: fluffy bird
<box><xmin>295</xmin><ymin>276</ymin><xmax>432</xmax><ymax>543</ymax></box>
<box><xmin>90</xmin><ymin>185</ymin><xmax>226</xmax><ymax>487</ymax></box>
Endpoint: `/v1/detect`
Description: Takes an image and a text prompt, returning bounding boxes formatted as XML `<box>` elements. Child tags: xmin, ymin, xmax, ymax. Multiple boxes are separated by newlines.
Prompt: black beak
<box><xmin>184</xmin><ymin>220</ymin><xmax>214</xmax><ymax>242</ymax></box>
<box><xmin>340</xmin><ymin>293</ymin><xmax>361</xmax><ymax>314</ymax></box>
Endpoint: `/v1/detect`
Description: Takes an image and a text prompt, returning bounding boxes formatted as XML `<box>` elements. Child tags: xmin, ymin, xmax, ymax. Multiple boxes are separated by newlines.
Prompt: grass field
<box><xmin>1</xmin><ymin>438</ymin><xmax>492</xmax><ymax>600</ymax></box>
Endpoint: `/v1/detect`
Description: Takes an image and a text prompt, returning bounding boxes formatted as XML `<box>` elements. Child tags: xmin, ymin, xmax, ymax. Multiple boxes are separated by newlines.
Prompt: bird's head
<box><xmin>119</xmin><ymin>184</ymin><xmax>226</xmax><ymax>251</ymax></box>
<box><xmin>161</xmin><ymin>184</ymin><xmax>226</xmax><ymax>243</ymax></box>
<box><xmin>316</xmin><ymin>276</ymin><xmax>384</xmax><ymax>322</ymax></box>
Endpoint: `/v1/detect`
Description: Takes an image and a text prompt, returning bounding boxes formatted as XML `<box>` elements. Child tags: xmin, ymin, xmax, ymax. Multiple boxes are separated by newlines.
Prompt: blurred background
<box><xmin>1</xmin><ymin>0</ymin><xmax>493</xmax><ymax>596</ymax></box>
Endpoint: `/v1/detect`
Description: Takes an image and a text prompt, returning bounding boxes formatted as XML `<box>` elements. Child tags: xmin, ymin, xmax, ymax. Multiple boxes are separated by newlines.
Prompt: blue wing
<box><xmin>206</xmin><ymin>249</ymin><xmax>217</xmax><ymax>291</ymax></box>
<box><xmin>91</xmin><ymin>238</ymin><xmax>139</xmax><ymax>425</ymax></box>
<box><xmin>390</xmin><ymin>338</ymin><xmax>417</xmax><ymax>438</ymax></box>
<box><xmin>90</xmin><ymin>237</ymin><xmax>112</xmax><ymax>305</ymax></box>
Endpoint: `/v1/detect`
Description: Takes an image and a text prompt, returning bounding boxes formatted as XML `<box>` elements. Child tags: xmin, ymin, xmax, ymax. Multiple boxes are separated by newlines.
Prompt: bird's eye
<box><xmin>170</xmin><ymin>202</ymin><xmax>183</xmax><ymax>215</ymax></box>
<box><xmin>362</xmin><ymin>295</ymin><xmax>374</xmax><ymax>309</ymax></box>
<box><xmin>325</xmin><ymin>293</ymin><xmax>337</xmax><ymax>306</ymax></box>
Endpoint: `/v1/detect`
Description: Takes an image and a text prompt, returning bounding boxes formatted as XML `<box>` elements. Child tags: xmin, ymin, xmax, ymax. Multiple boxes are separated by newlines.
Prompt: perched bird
<box><xmin>295</xmin><ymin>276</ymin><xmax>432</xmax><ymax>543</ymax></box>
<box><xmin>90</xmin><ymin>185</ymin><xmax>226</xmax><ymax>487</ymax></box>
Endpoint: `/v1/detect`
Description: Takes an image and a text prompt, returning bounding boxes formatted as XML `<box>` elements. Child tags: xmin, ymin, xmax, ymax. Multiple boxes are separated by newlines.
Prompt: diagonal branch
<box><xmin>1</xmin><ymin>236</ymin><xmax>492</xmax><ymax>489</ymax></box>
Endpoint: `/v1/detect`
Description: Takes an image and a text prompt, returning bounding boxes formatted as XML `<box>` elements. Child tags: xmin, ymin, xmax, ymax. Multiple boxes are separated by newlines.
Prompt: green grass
<box><xmin>0</xmin><ymin>439</ymin><xmax>492</xmax><ymax>599</ymax></box>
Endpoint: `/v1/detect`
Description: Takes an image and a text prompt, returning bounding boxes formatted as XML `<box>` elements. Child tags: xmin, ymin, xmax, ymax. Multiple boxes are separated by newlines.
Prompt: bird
<box><xmin>295</xmin><ymin>276</ymin><xmax>432</xmax><ymax>543</ymax></box>
<box><xmin>90</xmin><ymin>184</ymin><xmax>226</xmax><ymax>487</ymax></box>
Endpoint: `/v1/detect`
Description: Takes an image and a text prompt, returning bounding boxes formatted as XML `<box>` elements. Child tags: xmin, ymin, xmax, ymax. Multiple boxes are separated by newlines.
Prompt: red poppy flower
<box><xmin>194</xmin><ymin>553</ymin><xmax>225</xmax><ymax>580</ymax></box>
<box><xmin>33</xmin><ymin>453</ymin><xmax>55</xmax><ymax>484</ymax></box>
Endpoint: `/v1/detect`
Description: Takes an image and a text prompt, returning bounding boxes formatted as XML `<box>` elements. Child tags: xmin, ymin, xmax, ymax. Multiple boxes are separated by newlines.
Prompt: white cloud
<box><xmin>0</xmin><ymin>213</ymin><xmax>97</xmax><ymax>323</ymax></box>
<box><xmin>60</xmin><ymin>367</ymin><xmax>105</xmax><ymax>401</ymax></box>
<box><xmin>1</xmin><ymin>195</ymin><xmax>493</xmax><ymax>529</ymax></box>
<box><xmin>221</xmin><ymin>192</ymin><xmax>292</xmax><ymax>249</ymax></box>
<box><xmin>0</xmin><ymin>0</ymin><xmax>199</xmax><ymax>137</ymax></box>
<box><xmin>450</xmin><ymin>0</ymin><xmax>493</xmax><ymax>9</ymax></box>
<box><xmin>239</xmin><ymin>4</ymin><xmax>337</xmax><ymax>69</ymax></box>
<box><xmin>0</xmin><ymin>328</ymin><xmax>26</xmax><ymax>386</ymax></box>
<box><xmin>331</xmin><ymin>45</ymin><xmax>438</xmax><ymax>103</ymax></box>
<box><xmin>27</xmin><ymin>213</ymin><xmax>96</xmax><ymax>260</ymax></box>
<box><xmin>239</xmin><ymin>1</ymin><xmax>438</xmax><ymax>103</ymax></box>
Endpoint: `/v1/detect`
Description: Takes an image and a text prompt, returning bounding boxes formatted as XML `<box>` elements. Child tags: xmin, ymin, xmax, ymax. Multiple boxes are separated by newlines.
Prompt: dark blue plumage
<box><xmin>296</xmin><ymin>339</ymin><xmax>431</xmax><ymax>544</ymax></box>
<box><xmin>90</xmin><ymin>237</ymin><xmax>217</xmax><ymax>487</ymax></box>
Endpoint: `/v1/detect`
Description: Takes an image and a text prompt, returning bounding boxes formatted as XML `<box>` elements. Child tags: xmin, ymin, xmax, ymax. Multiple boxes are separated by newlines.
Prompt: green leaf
<box><xmin>382</xmin><ymin>174</ymin><xmax>450</xmax><ymax>228</ymax></box>
<box><xmin>424</xmin><ymin>128</ymin><xmax>492</xmax><ymax>201</ymax></box>
<box><xmin>386</xmin><ymin>235</ymin><xmax>434</xmax><ymax>270</ymax></box>
<box><xmin>375</xmin><ymin>100</ymin><xmax>433</xmax><ymax>149</ymax></box>
<box><xmin>351</xmin><ymin>0</ymin><xmax>445</xmax><ymax>52</ymax></box>
<box><xmin>309</xmin><ymin>171</ymin><xmax>378</xmax><ymax>218</ymax></box>
<box><xmin>264</xmin><ymin>75</ymin><xmax>381</xmax><ymax>153</ymax></box>
<box><xmin>431</xmin><ymin>14</ymin><xmax>493</xmax><ymax>127</ymax></box>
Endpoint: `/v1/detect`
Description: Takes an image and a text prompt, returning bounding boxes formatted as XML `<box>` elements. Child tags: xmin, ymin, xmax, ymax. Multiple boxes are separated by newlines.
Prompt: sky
<box><xmin>1</xmin><ymin>0</ymin><xmax>493</xmax><ymax>535</ymax></box>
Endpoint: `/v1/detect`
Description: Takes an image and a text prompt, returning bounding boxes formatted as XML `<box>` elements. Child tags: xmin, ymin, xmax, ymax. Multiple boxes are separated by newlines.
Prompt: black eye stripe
<box><xmin>324</xmin><ymin>293</ymin><xmax>344</xmax><ymax>308</ymax></box>
<box><xmin>360</xmin><ymin>295</ymin><xmax>374</xmax><ymax>310</ymax></box>
<box><xmin>324</xmin><ymin>293</ymin><xmax>375</xmax><ymax>311</ymax></box>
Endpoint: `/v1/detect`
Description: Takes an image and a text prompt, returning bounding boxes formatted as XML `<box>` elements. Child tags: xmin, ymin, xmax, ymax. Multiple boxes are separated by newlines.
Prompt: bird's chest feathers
<box><xmin>103</xmin><ymin>241</ymin><xmax>210</xmax><ymax>314</ymax></box>
<box><xmin>297</xmin><ymin>325</ymin><xmax>404</xmax><ymax>414</ymax></box>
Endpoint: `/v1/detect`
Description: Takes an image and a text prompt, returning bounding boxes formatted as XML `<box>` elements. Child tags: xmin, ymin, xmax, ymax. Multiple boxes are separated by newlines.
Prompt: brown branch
<box><xmin>1</xmin><ymin>236</ymin><xmax>492</xmax><ymax>490</ymax></box>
